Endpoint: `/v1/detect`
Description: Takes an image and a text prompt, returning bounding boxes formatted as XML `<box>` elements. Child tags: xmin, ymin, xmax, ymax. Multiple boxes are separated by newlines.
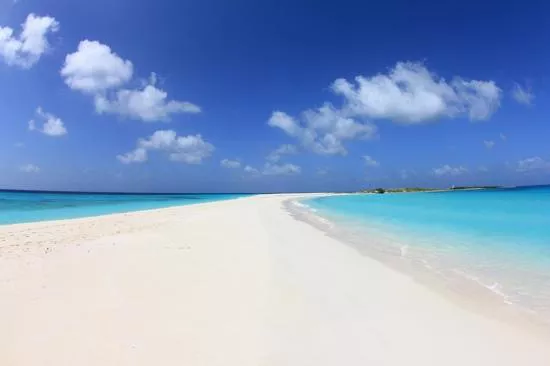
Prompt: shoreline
<box><xmin>284</xmin><ymin>197</ymin><xmax>550</xmax><ymax>337</ymax></box>
<box><xmin>2</xmin><ymin>194</ymin><xmax>550</xmax><ymax>365</ymax></box>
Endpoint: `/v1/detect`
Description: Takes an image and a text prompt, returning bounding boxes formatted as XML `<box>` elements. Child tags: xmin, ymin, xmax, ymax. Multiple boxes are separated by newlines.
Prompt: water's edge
<box><xmin>283</xmin><ymin>196</ymin><xmax>550</xmax><ymax>338</ymax></box>
<box><xmin>0</xmin><ymin>193</ymin><xmax>252</xmax><ymax>226</ymax></box>
<box><xmin>0</xmin><ymin>194</ymin><xmax>253</xmax><ymax>227</ymax></box>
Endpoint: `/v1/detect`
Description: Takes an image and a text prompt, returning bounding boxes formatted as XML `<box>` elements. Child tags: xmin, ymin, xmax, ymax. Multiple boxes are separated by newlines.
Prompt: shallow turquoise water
<box><xmin>305</xmin><ymin>186</ymin><xmax>550</xmax><ymax>321</ymax></box>
<box><xmin>0</xmin><ymin>190</ymin><xmax>251</xmax><ymax>225</ymax></box>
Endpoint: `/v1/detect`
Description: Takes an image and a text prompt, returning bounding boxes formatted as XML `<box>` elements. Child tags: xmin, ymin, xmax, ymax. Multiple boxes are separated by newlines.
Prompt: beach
<box><xmin>1</xmin><ymin>194</ymin><xmax>549</xmax><ymax>365</ymax></box>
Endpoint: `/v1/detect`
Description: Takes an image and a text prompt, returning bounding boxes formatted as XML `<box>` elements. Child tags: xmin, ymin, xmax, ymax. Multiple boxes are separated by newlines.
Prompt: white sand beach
<box><xmin>1</xmin><ymin>194</ymin><xmax>549</xmax><ymax>366</ymax></box>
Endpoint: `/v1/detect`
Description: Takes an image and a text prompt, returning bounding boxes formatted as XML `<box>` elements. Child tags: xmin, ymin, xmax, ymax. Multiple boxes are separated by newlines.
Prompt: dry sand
<box><xmin>1</xmin><ymin>194</ymin><xmax>549</xmax><ymax>365</ymax></box>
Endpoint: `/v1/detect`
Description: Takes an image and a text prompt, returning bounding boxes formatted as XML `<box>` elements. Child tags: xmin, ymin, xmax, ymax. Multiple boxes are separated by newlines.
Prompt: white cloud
<box><xmin>269</xmin><ymin>62</ymin><xmax>500</xmax><ymax>155</ymax></box>
<box><xmin>28</xmin><ymin>107</ymin><xmax>67</xmax><ymax>136</ymax></box>
<box><xmin>95</xmin><ymin>77</ymin><xmax>200</xmax><ymax>122</ymax></box>
<box><xmin>511</xmin><ymin>83</ymin><xmax>534</xmax><ymax>105</ymax></box>
<box><xmin>62</xmin><ymin>42</ymin><xmax>200</xmax><ymax>122</ymax></box>
<box><xmin>0</xmin><ymin>13</ymin><xmax>59</xmax><ymax>68</ymax></box>
<box><xmin>332</xmin><ymin>61</ymin><xmax>501</xmax><ymax>123</ymax></box>
<box><xmin>500</xmin><ymin>133</ymin><xmax>507</xmax><ymax>142</ymax></box>
<box><xmin>117</xmin><ymin>147</ymin><xmax>147</xmax><ymax>164</ymax></box>
<box><xmin>363</xmin><ymin>155</ymin><xmax>379</xmax><ymax>167</ymax></box>
<box><xmin>484</xmin><ymin>140</ymin><xmax>495</xmax><ymax>149</ymax></box>
<box><xmin>20</xmin><ymin>163</ymin><xmax>40</xmax><ymax>173</ymax></box>
<box><xmin>243</xmin><ymin>162</ymin><xmax>301</xmax><ymax>176</ymax></box>
<box><xmin>262</xmin><ymin>162</ymin><xmax>301</xmax><ymax>176</ymax></box>
<box><xmin>220</xmin><ymin>159</ymin><xmax>241</xmax><ymax>169</ymax></box>
<box><xmin>266</xmin><ymin>144</ymin><xmax>297</xmax><ymax>162</ymax></box>
<box><xmin>268</xmin><ymin>104</ymin><xmax>377</xmax><ymax>155</ymax></box>
<box><xmin>244</xmin><ymin>165</ymin><xmax>259</xmax><ymax>174</ymax></box>
<box><xmin>516</xmin><ymin>157</ymin><xmax>550</xmax><ymax>173</ymax></box>
<box><xmin>118</xmin><ymin>130</ymin><xmax>214</xmax><ymax>165</ymax></box>
<box><xmin>61</xmin><ymin>40</ymin><xmax>133</xmax><ymax>94</ymax></box>
<box><xmin>433</xmin><ymin>165</ymin><xmax>468</xmax><ymax>177</ymax></box>
<box><xmin>317</xmin><ymin>168</ymin><xmax>328</xmax><ymax>175</ymax></box>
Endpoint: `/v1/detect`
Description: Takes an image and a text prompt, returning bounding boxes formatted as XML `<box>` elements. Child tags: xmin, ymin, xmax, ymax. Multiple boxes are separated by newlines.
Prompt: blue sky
<box><xmin>1</xmin><ymin>0</ymin><xmax>549</xmax><ymax>193</ymax></box>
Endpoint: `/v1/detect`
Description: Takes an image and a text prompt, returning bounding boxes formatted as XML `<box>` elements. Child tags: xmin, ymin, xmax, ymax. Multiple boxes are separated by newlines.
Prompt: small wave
<box><xmin>452</xmin><ymin>269</ymin><xmax>513</xmax><ymax>305</ymax></box>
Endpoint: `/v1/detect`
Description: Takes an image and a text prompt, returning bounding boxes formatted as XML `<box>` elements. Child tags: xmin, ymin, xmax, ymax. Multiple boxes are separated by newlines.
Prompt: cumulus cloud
<box><xmin>95</xmin><ymin>76</ymin><xmax>200</xmax><ymax>122</ymax></box>
<box><xmin>363</xmin><ymin>155</ymin><xmax>379</xmax><ymax>167</ymax></box>
<box><xmin>28</xmin><ymin>107</ymin><xmax>67</xmax><ymax>136</ymax></box>
<box><xmin>269</xmin><ymin>62</ymin><xmax>500</xmax><ymax>156</ymax></box>
<box><xmin>516</xmin><ymin>157</ymin><xmax>550</xmax><ymax>172</ymax></box>
<box><xmin>62</xmin><ymin>41</ymin><xmax>200</xmax><ymax>122</ymax></box>
<box><xmin>220</xmin><ymin>159</ymin><xmax>241</xmax><ymax>169</ymax></box>
<box><xmin>484</xmin><ymin>140</ymin><xmax>495</xmax><ymax>149</ymax></box>
<box><xmin>20</xmin><ymin>163</ymin><xmax>40</xmax><ymax>173</ymax></box>
<box><xmin>118</xmin><ymin>130</ymin><xmax>214</xmax><ymax>164</ymax></box>
<box><xmin>332</xmin><ymin>62</ymin><xmax>501</xmax><ymax>123</ymax></box>
<box><xmin>0</xmin><ymin>13</ymin><xmax>59</xmax><ymax>68</ymax></box>
<box><xmin>268</xmin><ymin>104</ymin><xmax>377</xmax><ymax>155</ymax></box>
<box><xmin>511</xmin><ymin>83</ymin><xmax>534</xmax><ymax>106</ymax></box>
<box><xmin>433</xmin><ymin>165</ymin><xmax>468</xmax><ymax>177</ymax></box>
<box><xmin>61</xmin><ymin>40</ymin><xmax>133</xmax><ymax>94</ymax></box>
<box><xmin>266</xmin><ymin>144</ymin><xmax>297</xmax><ymax>162</ymax></box>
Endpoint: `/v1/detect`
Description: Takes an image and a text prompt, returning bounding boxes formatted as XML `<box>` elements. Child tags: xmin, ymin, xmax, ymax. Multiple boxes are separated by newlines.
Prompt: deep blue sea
<box><xmin>0</xmin><ymin>190</ymin><xmax>250</xmax><ymax>225</ymax></box>
<box><xmin>304</xmin><ymin>186</ymin><xmax>550</xmax><ymax>322</ymax></box>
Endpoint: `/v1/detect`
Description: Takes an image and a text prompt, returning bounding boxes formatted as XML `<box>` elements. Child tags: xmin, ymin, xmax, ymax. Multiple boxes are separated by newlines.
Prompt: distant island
<box><xmin>361</xmin><ymin>186</ymin><xmax>502</xmax><ymax>194</ymax></box>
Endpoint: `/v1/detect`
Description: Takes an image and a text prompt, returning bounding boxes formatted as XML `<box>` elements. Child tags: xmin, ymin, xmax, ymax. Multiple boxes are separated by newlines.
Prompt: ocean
<box><xmin>0</xmin><ymin>190</ymin><xmax>250</xmax><ymax>225</ymax></box>
<box><xmin>300</xmin><ymin>186</ymin><xmax>550</xmax><ymax>325</ymax></box>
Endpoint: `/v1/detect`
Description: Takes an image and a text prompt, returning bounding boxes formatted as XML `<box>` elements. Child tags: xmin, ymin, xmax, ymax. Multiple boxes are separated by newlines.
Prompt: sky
<box><xmin>1</xmin><ymin>0</ymin><xmax>550</xmax><ymax>193</ymax></box>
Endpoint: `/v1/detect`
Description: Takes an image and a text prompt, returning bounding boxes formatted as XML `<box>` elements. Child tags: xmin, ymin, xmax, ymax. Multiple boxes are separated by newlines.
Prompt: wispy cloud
<box><xmin>511</xmin><ymin>83</ymin><xmax>534</xmax><ymax>106</ymax></box>
<box><xmin>483</xmin><ymin>140</ymin><xmax>495</xmax><ymax>149</ymax></box>
<box><xmin>220</xmin><ymin>159</ymin><xmax>241</xmax><ymax>169</ymax></box>
<box><xmin>20</xmin><ymin>164</ymin><xmax>40</xmax><ymax>173</ymax></box>
<box><xmin>516</xmin><ymin>157</ymin><xmax>550</xmax><ymax>173</ymax></box>
<box><xmin>262</xmin><ymin>162</ymin><xmax>301</xmax><ymax>176</ymax></box>
<box><xmin>244</xmin><ymin>165</ymin><xmax>259</xmax><ymax>174</ymax></box>
<box><xmin>433</xmin><ymin>165</ymin><xmax>468</xmax><ymax>177</ymax></box>
<box><xmin>363</xmin><ymin>155</ymin><xmax>380</xmax><ymax>167</ymax></box>
<box><xmin>266</xmin><ymin>144</ymin><xmax>297</xmax><ymax>162</ymax></box>
<box><xmin>244</xmin><ymin>162</ymin><xmax>301</xmax><ymax>176</ymax></box>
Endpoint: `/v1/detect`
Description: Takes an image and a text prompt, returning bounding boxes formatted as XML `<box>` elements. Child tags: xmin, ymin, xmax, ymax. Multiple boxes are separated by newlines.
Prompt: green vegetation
<box><xmin>450</xmin><ymin>186</ymin><xmax>501</xmax><ymax>190</ymax></box>
<box><xmin>361</xmin><ymin>187</ymin><xmax>438</xmax><ymax>194</ymax></box>
<box><xmin>360</xmin><ymin>186</ymin><xmax>502</xmax><ymax>194</ymax></box>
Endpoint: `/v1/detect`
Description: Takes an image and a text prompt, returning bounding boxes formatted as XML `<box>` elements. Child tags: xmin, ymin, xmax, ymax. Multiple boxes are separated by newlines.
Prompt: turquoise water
<box><xmin>304</xmin><ymin>186</ymin><xmax>550</xmax><ymax>322</ymax></box>
<box><xmin>0</xmin><ymin>190</ymin><xmax>250</xmax><ymax>225</ymax></box>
